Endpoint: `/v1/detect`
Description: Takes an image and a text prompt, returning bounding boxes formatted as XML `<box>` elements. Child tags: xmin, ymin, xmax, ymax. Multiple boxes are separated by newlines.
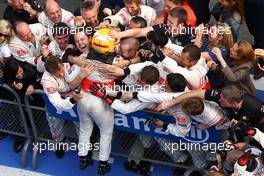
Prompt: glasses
<box><xmin>0</xmin><ymin>33</ymin><xmax>9</xmax><ymax>38</ymax></box>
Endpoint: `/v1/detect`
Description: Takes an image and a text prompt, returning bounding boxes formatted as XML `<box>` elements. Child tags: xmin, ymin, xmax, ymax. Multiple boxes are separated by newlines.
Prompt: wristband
<box><xmin>120</xmin><ymin>68</ymin><xmax>131</xmax><ymax>80</ymax></box>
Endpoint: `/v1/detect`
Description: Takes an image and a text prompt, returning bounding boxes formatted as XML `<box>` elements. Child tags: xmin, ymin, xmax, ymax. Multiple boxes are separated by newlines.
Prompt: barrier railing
<box><xmin>0</xmin><ymin>83</ymin><xmax>32</xmax><ymax>167</ymax></box>
<box><xmin>23</xmin><ymin>89</ymin><xmax>223</xmax><ymax>173</ymax></box>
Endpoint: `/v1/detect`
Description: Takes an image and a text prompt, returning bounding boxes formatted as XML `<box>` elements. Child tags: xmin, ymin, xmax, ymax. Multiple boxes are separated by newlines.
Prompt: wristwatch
<box><xmin>222</xmin><ymin>63</ymin><xmax>227</xmax><ymax>69</ymax></box>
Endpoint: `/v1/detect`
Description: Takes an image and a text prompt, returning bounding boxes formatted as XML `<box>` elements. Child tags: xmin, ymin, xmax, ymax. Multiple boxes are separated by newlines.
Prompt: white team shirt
<box><xmin>161</xmin><ymin>56</ymin><xmax>209</xmax><ymax>90</ymax></box>
<box><xmin>191</xmin><ymin>100</ymin><xmax>225</xmax><ymax>127</ymax></box>
<box><xmin>48</xmin><ymin>40</ymin><xmax>65</xmax><ymax>59</ymax></box>
<box><xmin>8</xmin><ymin>23</ymin><xmax>46</xmax><ymax>67</ymax></box>
<box><xmin>105</xmin><ymin>5</ymin><xmax>156</xmax><ymax>27</ymax></box>
<box><xmin>136</xmin><ymin>91</ymin><xmax>191</xmax><ymax>137</ymax></box>
<box><xmin>38</xmin><ymin>8</ymin><xmax>75</xmax><ymax>40</ymax></box>
<box><xmin>0</xmin><ymin>44</ymin><xmax>11</xmax><ymax>58</ymax></box>
<box><xmin>41</xmin><ymin>63</ymin><xmax>81</xmax><ymax>111</ymax></box>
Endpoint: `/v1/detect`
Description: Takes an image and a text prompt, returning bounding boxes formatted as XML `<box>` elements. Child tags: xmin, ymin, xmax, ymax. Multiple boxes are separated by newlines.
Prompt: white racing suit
<box><xmin>77</xmin><ymin>60</ymin><xmax>115</xmax><ymax>162</ymax></box>
<box><xmin>233</xmin><ymin>128</ymin><xmax>264</xmax><ymax>176</ymax></box>
<box><xmin>41</xmin><ymin>63</ymin><xmax>80</xmax><ymax>141</ymax></box>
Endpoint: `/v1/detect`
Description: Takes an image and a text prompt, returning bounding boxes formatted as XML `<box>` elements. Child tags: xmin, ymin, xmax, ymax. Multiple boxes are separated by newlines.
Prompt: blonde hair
<box><xmin>218</xmin><ymin>23</ymin><xmax>234</xmax><ymax>50</ymax></box>
<box><xmin>236</xmin><ymin>40</ymin><xmax>255</xmax><ymax>65</ymax></box>
<box><xmin>0</xmin><ymin>20</ymin><xmax>13</xmax><ymax>38</ymax></box>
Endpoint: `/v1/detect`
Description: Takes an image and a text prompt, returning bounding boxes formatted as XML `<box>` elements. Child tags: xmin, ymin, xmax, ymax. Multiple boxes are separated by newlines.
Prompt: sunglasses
<box><xmin>0</xmin><ymin>33</ymin><xmax>9</xmax><ymax>38</ymax></box>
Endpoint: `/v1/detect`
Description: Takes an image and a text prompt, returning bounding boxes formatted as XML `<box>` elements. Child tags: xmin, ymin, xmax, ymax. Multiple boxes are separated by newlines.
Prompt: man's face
<box><xmin>124</xmin><ymin>2</ymin><xmax>140</xmax><ymax>16</ymax></box>
<box><xmin>17</xmin><ymin>25</ymin><xmax>35</xmax><ymax>43</ymax></box>
<box><xmin>46</xmin><ymin>5</ymin><xmax>62</xmax><ymax>23</ymax></box>
<box><xmin>120</xmin><ymin>43</ymin><xmax>135</xmax><ymax>59</ymax></box>
<box><xmin>167</xmin><ymin>15</ymin><xmax>178</xmax><ymax>29</ymax></box>
<box><xmin>54</xmin><ymin>34</ymin><xmax>69</xmax><ymax>50</ymax></box>
<box><xmin>219</xmin><ymin>93</ymin><xmax>233</xmax><ymax>108</ymax></box>
<box><xmin>82</xmin><ymin>8</ymin><xmax>99</xmax><ymax>27</ymax></box>
<box><xmin>53</xmin><ymin>64</ymin><xmax>65</xmax><ymax>78</ymax></box>
<box><xmin>164</xmin><ymin>80</ymin><xmax>172</xmax><ymax>92</ymax></box>
<box><xmin>181</xmin><ymin>52</ymin><xmax>193</xmax><ymax>68</ymax></box>
<box><xmin>75</xmin><ymin>33</ymin><xmax>90</xmax><ymax>53</ymax></box>
<box><xmin>164</xmin><ymin>0</ymin><xmax>179</xmax><ymax>11</ymax></box>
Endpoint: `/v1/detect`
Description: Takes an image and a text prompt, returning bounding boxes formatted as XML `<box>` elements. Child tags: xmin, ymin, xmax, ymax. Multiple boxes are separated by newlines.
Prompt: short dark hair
<box><xmin>166</xmin><ymin>73</ymin><xmax>187</xmax><ymax>92</ymax></box>
<box><xmin>147</xmin><ymin>29</ymin><xmax>169</xmax><ymax>48</ymax></box>
<box><xmin>140</xmin><ymin>65</ymin><xmax>160</xmax><ymax>85</ymax></box>
<box><xmin>169</xmin><ymin>7</ymin><xmax>188</xmax><ymax>24</ymax></box>
<box><xmin>80</xmin><ymin>0</ymin><xmax>96</xmax><ymax>13</ymax></box>
<box><xmin>130</xmin><ymin>16</ymin><xmax>147</xmax><ymax>28</ymax></box>
<box><xmin>221</xmin><ymin>85</ymin><xmax>244</xmax><ymax>103</ymax></box>
<box><xmin>182</xmin><ymin>44</ymin><xmax>201</xmax><ymax>62</ymax></box>
<box><xmin>52</xmin><ymin>22</ymin><xmax>70</xmax><ymax>37</ymax></box>
<box><xmin>44</xmin><ymin>56</ymin><xmax>63</xmax><ymax>74</ymax></box>
<box><xmin>182</xmin><ymin>97</ymin><xmax>204</xmax><ymax>115</ymax></box>
<box><xmin>3</xmin><ymin>58</ymin><xmax>20</xmax><ymax>84</ymax></box>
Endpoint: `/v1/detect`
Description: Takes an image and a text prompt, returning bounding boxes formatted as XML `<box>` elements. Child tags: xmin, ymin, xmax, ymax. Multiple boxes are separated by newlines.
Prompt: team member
<box><xmin>8</xmin><ymin>21</ymin><xmax>46</xmax><ymax>72</ymax></box>
<box><xmin>41</xmin><ymin>56</ymin><xmax>94</xmax><ymax>158</ymax></box>
<box><xmin>47</xmin><ymin>22</ymin><xmax>75</xmax><ymax>60</ymax></box>
<box><xmin>99</xmin><ymin>0</ymin><xmax>156</xmax><ymax>28</ymax></box>
<box><xmin>110</xmin><ymin>7</ymin><xmax>195</xmax><ymax>47</ymax></box>
<box><xmin>37</xmin><ymin>0</ymin><xmax>76</xmax><ymax>40</ymax></box>
<box><xmin>157</xmin><ymin>85</ymin><xmax>264</xmax><ymax>132</ymax></box>
<box><xmin>232</xmin><ymin>122</ymin><xmax>264</xmax><ymax>175</ymax></box>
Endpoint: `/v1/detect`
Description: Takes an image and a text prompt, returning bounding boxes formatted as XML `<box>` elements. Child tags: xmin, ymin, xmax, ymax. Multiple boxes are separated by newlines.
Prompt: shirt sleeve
<box><xmin>42</xmin><ymin>80</ymin><xmax>74</xmax><ymax>111</ymax></box>
<box><xmin>105</xmin><ymin>8</ymin><xmax>129</xmax><ymax>26</ymax></box>
<box><xmin>111</xmin><ymin>99</ymin><xmax>155</xmax><ymax>114</ymax></box>
<box><xmin>64</xmin><ymin>64</ymin><xmax>81</xmax><ymax>83</ymax></box>
<box><xmin>137</xmin><ymin>92</ymin><xmax>184</xmax><ymax>103</ymax></box>
<box><xmin>8</xmin><ymin>43</ymin><xmax>38</xmax><ymax>66</ymax></box>
<box><xmin>0</xmin><ymin>45</ymin><xmax>11</xmax><ymax>58</ymax></box>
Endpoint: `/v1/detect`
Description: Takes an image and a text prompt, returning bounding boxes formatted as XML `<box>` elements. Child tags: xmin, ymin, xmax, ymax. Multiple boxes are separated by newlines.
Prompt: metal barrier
<box><xmin>0</xmin><ymin>83</ymin><xmax>32</xmax><ymax>167</ymax></box>
<box><xmin>24</xmin><ymin>89</ymin><xmax>222</xmax><ymax>173</ymax></box>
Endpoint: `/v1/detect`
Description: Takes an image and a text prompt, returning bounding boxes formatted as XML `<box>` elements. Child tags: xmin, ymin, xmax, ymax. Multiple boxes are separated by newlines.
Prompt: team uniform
<box><xmin>105</xmin><ymin>5</ymin><xmax>156</xmax><ymax>27</ymax></box>
<box><xmin>233</xmin><ymin>128</ymin><xmax>264</xmax><ymax>175</ymax></box>
<box><xmin>41</xmin><ymin>63</ymin><xmax>80</xmax><ymax>140</ymax></box>
<box><xmin>38</xmin><ymin>8</ymin><xmax>75</xmax><ymax>40</ymax></box>
<box><xmin>8</xmin><ymin>23</ymin><xmax>46</xmax><ymax>72</ymax></box>
<box><xmin>161</xmin><ymin>56</ymin><xmax>210</xmax><ymax>90</ymax></box>
<box><xmin>74</xmin><ymin>55</ymin><xmax>115</xmax><ymax>162</ymax></box>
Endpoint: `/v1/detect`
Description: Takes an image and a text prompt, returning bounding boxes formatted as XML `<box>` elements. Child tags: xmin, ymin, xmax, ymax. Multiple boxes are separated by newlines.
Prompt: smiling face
<box><xmin>75</xmin><ymin>32</ymin><xmax>90</xmax><ymax>54</ymax></box>
<box><xmin>54</xmin><ymin>34</ymin><xmax>69</xmax><ymax>50</ymax></box>
<box><xmin>45</xmin><ymin>1</ymin><xmax>62</xmax><ymax>24</ymax></box>
<box><xmin>124</xmin><ymin>2</ymin><xmax>140</xmax><ymax>16</ymax></box>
